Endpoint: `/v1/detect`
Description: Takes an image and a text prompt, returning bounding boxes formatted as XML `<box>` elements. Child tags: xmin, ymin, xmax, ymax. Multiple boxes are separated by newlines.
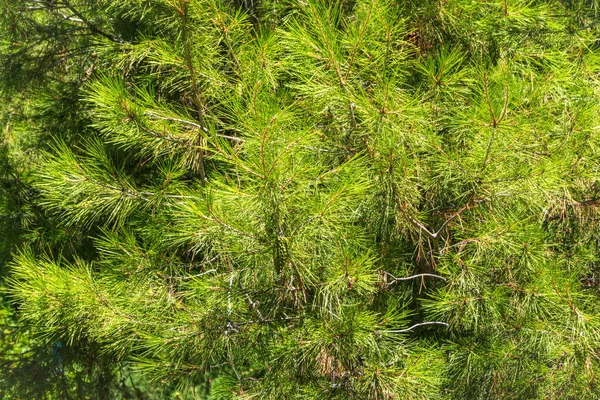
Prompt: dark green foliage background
<box><xmin>2</xmin><ymin>0</ymin><xmax>600</xmax><ymax>398</ymax></box>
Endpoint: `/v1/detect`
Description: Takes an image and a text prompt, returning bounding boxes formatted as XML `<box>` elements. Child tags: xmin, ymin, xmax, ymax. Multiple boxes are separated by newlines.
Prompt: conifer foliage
<box><xmin>2</xmin><ymin>0</ymin><xmax>600</xmax><ymax>398</ymax></box>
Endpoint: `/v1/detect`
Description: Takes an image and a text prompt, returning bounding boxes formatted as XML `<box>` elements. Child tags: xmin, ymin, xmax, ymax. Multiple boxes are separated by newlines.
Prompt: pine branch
<box><xmin>343</xmin><ymin>0</ymin><xmax>374</xmax><ymax>82</ymax></box>
<box><xmin>306</xmin><ymin>1</ymin><xmax>345</xmax><ymax>88</ymax></box>
<box><xmin>177</xmin><ymin>0</ymin><xmax>207</xmax><ymax>182</ymax></box>
<box><xmin>60</xmin><ymin>0</ymin><xmax>129</xmax><ymax>44</ymax></box>
<box><xmin>144</xmin><ymin>112</ymin><xmax>242</xmax><ymax>142</ymax></box>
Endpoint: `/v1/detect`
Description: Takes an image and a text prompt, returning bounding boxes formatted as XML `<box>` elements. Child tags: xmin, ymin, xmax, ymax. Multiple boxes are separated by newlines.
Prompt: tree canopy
<box><xmin>2</xmin><ymin>0</ymin><xmax>600</xmax><ymax>399</ymax></box>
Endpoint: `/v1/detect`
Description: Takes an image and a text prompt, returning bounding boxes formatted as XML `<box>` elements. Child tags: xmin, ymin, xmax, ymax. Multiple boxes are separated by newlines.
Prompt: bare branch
<box><xmin>385</xmin><ymin>272</ymin><xmax>447</xmax><ymax>287</ymax></box>
<box><xmin>383</xmin><ymin>321</ymin><xmax>449</xmax><ymax>333</ymax></box>
<box><xmin>408</xmin><ymin>217</ymin><xmax>437</xmax><ymax>239</ymax></box>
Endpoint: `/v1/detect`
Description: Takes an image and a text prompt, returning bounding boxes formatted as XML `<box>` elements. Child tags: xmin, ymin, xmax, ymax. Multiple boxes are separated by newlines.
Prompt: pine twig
<box><xmin>385</xmin><ymin>272</ymin><xmax>447</xmax><ymax>287</ymax></box>
<box><xmin>383</xmin><ymin>321</ymin><xmax>449</xmax><ymax>333</ymax></box>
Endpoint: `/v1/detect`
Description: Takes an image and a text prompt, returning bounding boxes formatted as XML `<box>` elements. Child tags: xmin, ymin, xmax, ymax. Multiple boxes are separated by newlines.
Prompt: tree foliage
<box><xmin>3</xmin><ymin>0</ymin><xmax>600</xmax><ymax>398</ymax></box>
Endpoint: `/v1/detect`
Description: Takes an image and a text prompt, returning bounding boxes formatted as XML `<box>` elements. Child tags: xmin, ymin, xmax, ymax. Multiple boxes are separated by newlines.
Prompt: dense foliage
<box><xmin>3</xmin><ymin>0</ymin><xmax>600</xmax><ymax>398</ymax></box>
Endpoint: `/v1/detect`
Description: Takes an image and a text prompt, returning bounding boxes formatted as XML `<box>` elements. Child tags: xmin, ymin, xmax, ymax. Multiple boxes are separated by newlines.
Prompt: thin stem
<box><xmin>385</xmin><ymin>272</ymin><xmax>447</xmax><ymax>287</ymax></box>
<box><xmin>384</xmin><ymin>321</ymin><xmax>449</xmax><ymax>333</ymax></box>
<box><xmin>145</xmin><ymin>112</ymin><xmax>208</xmax><ymax>133</ymax></box>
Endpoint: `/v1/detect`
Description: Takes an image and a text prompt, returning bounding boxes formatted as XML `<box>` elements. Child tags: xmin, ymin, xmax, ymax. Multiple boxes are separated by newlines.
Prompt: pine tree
<box><xmin>3</xmin><ymin>0</ymin><xmax>600</xmax><ymax>399</ymax></box>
